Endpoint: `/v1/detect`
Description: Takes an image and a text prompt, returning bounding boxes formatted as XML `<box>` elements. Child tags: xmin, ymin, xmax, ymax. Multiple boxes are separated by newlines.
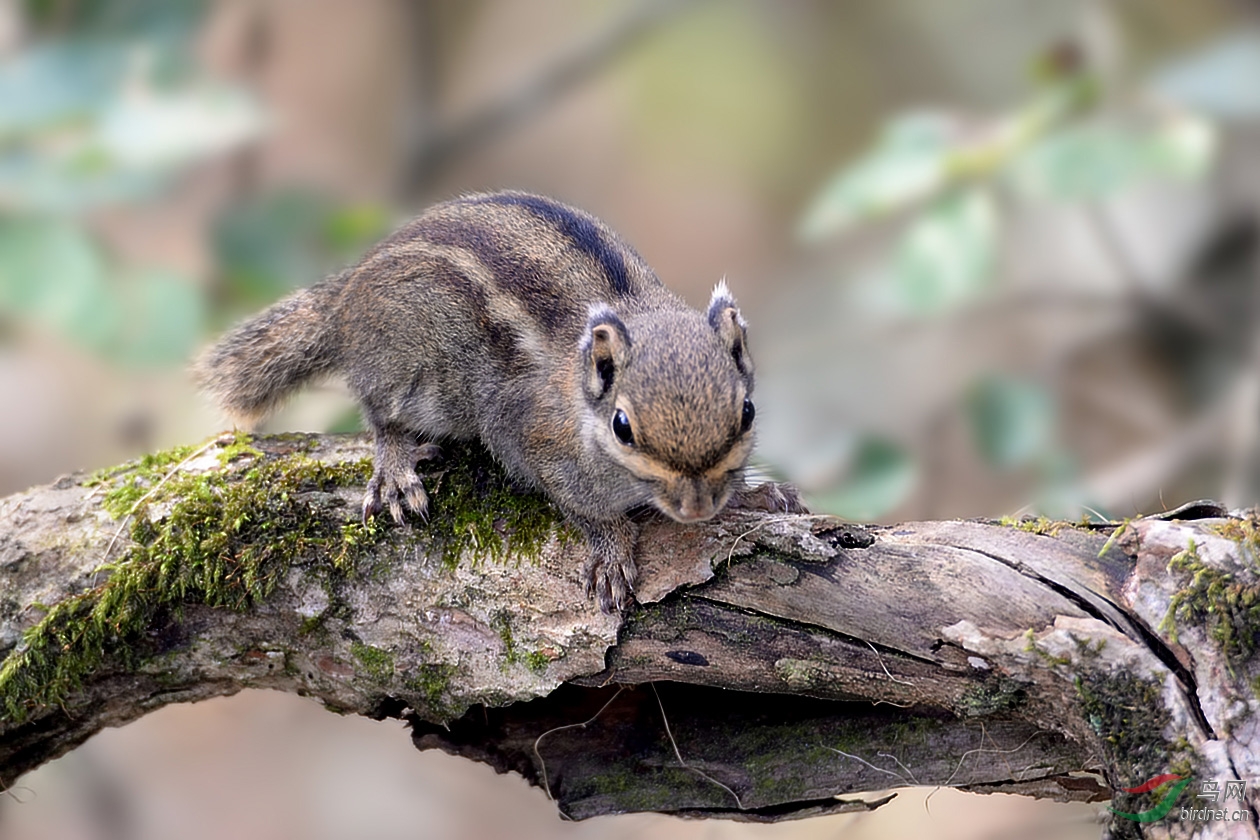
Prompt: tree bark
<box><xmin>1</xmin><ymin>433</ymin><xmax>1257</xmax><ymax>838</ymax></box>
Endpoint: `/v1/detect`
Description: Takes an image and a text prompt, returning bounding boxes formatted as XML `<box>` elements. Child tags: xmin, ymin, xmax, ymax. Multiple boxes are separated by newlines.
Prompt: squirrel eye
<box><xmin>612</xmin><ymin>409</ymin><xmax>635</xmax><ymax>446</ymax></box>
<box><xmin>740</xmin><ymin>398</ymin><xmax>755</xmax><ymax>433</ymax></box>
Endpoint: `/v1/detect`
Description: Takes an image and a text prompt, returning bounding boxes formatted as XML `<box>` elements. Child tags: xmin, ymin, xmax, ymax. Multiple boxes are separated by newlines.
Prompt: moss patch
<box><xmin>404</xmin><ymin>663</ymin><xmax>458</xmax><ymax>717</ymax></box>
<box><xmin>959</xmin><ymin>675</ymin><xmax>1027</xmax><ymax>717</ymax></box>
<box><xmin>1</xmin><ymin>435</ymin><xmax>382</xmax><ymax>723</ymax></box>
<box><xmin>416</xmin><ymin>442</ymin><xmax>573</xmax><ymax>569</ymax></box>
<box><xmin>492</xmin><ymin>612</ymin><xmax>552</xmax><ymax>674</ymax></box>
<box><xmin>1162</xmin><ymin>537</ymin><xmax>1260</xmax><ymax>666</ymax></box>
<box><xmin>4</xmin><ymin>435</ymin><xmax>578</xmax><ymax>724</ymax></box>
<box><xmin>999</xmin><ymin>515</ymin><xmax>1064</xmax><ymax>537</ymax></box>
<box><xmin>350</xmin><ymin>642</ymin><xmax>394</xmax><ymax>682</ymax></box>
<box><xmin>86</xmin><ymin>443</ymin><xmax>200</xmax><ymax>518</ymax></box>
<box><xmin>216</xmin><ymin>430</ymin><xmax>265</xmax><ymax>466</ymax></box>
<box><xmin>1075</xmin><ymin>671</ymin><xmax>1188</xmax><ymax>786</ymax></box>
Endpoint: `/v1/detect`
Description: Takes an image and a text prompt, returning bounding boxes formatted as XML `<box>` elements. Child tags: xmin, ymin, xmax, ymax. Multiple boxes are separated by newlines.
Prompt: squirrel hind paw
<box><xmin>362</xmin><ymin>468</ymin><xmax>430</xmax><ymax>525</ymax></box>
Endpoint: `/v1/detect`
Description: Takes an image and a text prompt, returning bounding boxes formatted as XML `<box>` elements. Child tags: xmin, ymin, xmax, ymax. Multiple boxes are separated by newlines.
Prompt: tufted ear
<box><xmin>707</xmin><ymin>280</ymin><xmax>752</xmax><ymax>377</ymax></box>
<box><xmin>581</xmin><ymin>306</ymin><xmax>631</xmax><ymax>400</ymax></box>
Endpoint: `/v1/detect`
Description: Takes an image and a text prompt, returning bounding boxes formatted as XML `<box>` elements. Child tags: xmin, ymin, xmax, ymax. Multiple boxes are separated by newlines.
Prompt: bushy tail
<box><xmin>195</xmin><ymin>277</ymin><xmax>346</xmax><ymax>426</ymax></box>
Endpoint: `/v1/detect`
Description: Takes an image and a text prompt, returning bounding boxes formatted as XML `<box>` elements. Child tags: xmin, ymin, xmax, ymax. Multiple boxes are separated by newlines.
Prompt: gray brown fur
<box><xmin>196</xmin><ymin>191</ymin><xmax>756</xmax><ymax>612</ymax></box>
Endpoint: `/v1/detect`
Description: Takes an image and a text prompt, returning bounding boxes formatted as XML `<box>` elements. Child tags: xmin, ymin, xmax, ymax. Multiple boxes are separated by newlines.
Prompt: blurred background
<box><xmin>1</xmin><ymin>0</ymin><xmax>1257</xmax><ymax>837</ymax></box>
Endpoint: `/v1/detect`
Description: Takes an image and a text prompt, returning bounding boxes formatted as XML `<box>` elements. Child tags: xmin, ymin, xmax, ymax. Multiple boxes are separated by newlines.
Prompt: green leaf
<box><xmin>0</xmin><ymin>218</ymin><xmax>203</xmax><ymax>365</ymax></box>
<box><xmin>325</xmin><ymin>407</ymin><xmax>365</xmax><ymax>434</ymax></box>
<box><xmin>809</xmin><ymin>438</ymin><xmax>916</xmax><ymax>521</ymax></box>
<box><xmin>967</xmin><ymin>375</ymin><xmax>1054</xmax><ymax>468</ymax></box>
<box><xmin>0</xmin><ymin>41</ymin><xmax>126</xmax><ymax>137</ymax></box>
<box><xmin>322</xmin><ymin>204</ymin><xmax>391</xmax><ymax>257</ymax></box>
<box><xmin>1150</xmin><ymin>31</ymin><xmax>1260</xmax><ymax>120</ymax></box>
<box><xmin>213</xmin><ymin>190</ymin><xmax>330</xmax><ymax>310</ymax></box>
<box><xmin>1007</xmin><ymin>115</ymin><xmax>1216</xmax><ymax>202</ymax></box>
<box><xmin>0</xmin><ymin>216</ymin><xmax>115</xmax><ymax>348</ymax></box>
<box><xmin>887</xmin><ymin>187</ymin><xmax>998</xmax><ymax>315</ymax></box>
<box><xmin>109</xmin><ymin>268</ymin><xmax>204</xmax><ymax>366</ymax></box>
<box><xmin>799</xmin><ymin>113</ymin><xmax>957</xmax><ymax>240</ymax></box>
<box><xmin>95</xmin><ymin>83</ymin><xmax>264</xmax><ymax>170</ymax></box>
<box><xmin>213</xmin><ymin>190</ymin><xmax>389</xmax><ymax>316</ymax></box>
<box><xmin>0</xmin><ymin>36</ymin><xmax>260</xmax><ymax>212</ymax></box>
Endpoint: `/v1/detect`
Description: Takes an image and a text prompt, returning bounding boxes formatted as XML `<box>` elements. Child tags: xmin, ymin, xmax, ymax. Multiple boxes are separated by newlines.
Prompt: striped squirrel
<box><xmin>197</xmin><ymin>191</ymin><xmax>757</xmax><ymax>613</ymax></box>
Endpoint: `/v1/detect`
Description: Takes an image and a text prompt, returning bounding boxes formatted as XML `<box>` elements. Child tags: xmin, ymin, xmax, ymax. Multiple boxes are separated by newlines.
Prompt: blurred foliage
<box><xmin>886</xmin><ymin>187</ymin><xmax>998</xmax><ymax>315</ymax></box>
<box><xmin>212</xmin><ymin>190</ymin><xmax>390</xmax><ymax>321</ymax></box>
<box><xmin>1151</xmin><ymin>31</ymin><xmax>1260</xmax><ymax>120</ymax></box>
<box><xmin>0</xmin><ymin>217</ymin><xmax>201</xmax><ymax>364</ymax></box>
<box><xmin>23</xmin><ymin>0</ymin><xmax>205</xmax><ymax>37</ymax></box>
<box><xmin>0</xmin><ymin>0</ymin><xmax>387</xmax><ymax>376</ymax></box>
<box><xmin>626</xmin><ymin>2</ymin><xmax>804</xmax><ymax>184</ymax></box>
<box><xmin>0</xmin><ymin>0</ymin><xmax>256</xmax><ymax>367</ymax></box>
<box><xmin>797</xmin><ymin>25</ymin><xmax>1253</xmax><ymax>519</ymax></box>
<box><xmin>966</xmin><ymin>375</ymin><xmax>1054</xmax><ymax>469</ymax></box>
<box><xmin>809</xmin><ymin>437</ymin><xmax>917</xmax><ymax>522</ymax></box>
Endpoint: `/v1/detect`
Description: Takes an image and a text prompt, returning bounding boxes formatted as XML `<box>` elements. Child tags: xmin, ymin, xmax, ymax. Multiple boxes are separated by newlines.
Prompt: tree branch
<box><xmin>1</xmin><ymin>433</ymin><xmax>1257</xmax><ymax>837</ymax></box>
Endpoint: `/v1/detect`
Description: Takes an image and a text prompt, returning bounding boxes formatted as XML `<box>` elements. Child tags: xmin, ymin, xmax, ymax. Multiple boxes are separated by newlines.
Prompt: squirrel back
<box><xmin>197</xmin><ymin>191</ymin><xmax>676</xmax><ymax>427</ymax></box>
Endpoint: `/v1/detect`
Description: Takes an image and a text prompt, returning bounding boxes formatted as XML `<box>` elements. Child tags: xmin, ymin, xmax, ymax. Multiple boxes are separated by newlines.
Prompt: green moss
<box><xmin>743</xmin><ymin>743</ymin><xmax>835</xmax><ymax>800</ymax></box>
<box><xmin>1</xmin><ymin>436</ymin><xmax>385</xmax><ymax>723</ymax></box>
<box><xmin>1208</xmin><ymin>516</ymin><xmax>1260</xmax><ymax>560</ymax></box>
<box><xmin>88</xmin><ymin>442</ymin><xmax>200</xmax><ymax>518</ymax></box>
<box><xmin>404</xmin><ymin>663</ymin><xmax>458</xmax><ymax>716</ymax></box>
<box><xmin>415</xmin><ymin>442</ymin><xmax>573</xmax><ymax>570</ymax></box>
<box><xmin>4</xmin><ymin>434</ymin><xmax>578</xmax><ymax>724</ymax></box>
<box><xmin>1098</xmin><ymin>519</ymin><xmax>1135</xmax><ymax>559</ymax></box>
<box><xmin>959</xmin><ymin>675</ymin><xmax>1027</xmax><ymax>716</ymax></box>
<box><xmin>350</xmin><ymin>642</ymin><xmax>394</xmax><ymax>681</ymax></box>
<box><xmin>1023</xmin><ymin>628</ymin><xmax>1071</xmax><ymax>667</ymax></box>
<box><xmin>998</xmin><ymin>515</ymin><xmax>1064</xmax><ymax>537</ymax></box>
<box><xmin>522</xmin><ymin>650</ymin><xmax>553</xmax><ymax>673</ymax></box>
<box><xmin>1162</xmin><ymin>537</ymin><xmax>1260</xmax><ymax>665</ymax></box>
<box><xmin>335</xmin><ymin>518</ymin><xmax>385</xmax><ymax>573</ymax></box>
<box><xmin>492</xmin><ymin>612</ymin><xmax>552</xmax><ymax>672</ymax></box>
<box><xmin>217</xmin><ymin>430</ymin><xmax>264</xmax><ymax>466</ymax></box>
<box><xmin>1074</xmin><ymin>671</ymin><xmax>1188</xmax><ymax>785</ymax></box>
<box><xmin>84</xmin><ymin>441</ymin><xmax>197</xmax><ymax>487</ymax></box>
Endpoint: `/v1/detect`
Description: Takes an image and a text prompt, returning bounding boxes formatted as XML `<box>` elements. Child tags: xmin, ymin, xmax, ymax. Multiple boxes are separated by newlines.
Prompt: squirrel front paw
<box><xmin>728</xmin><ymin>480</ymin><xmax>809</xmax><ymax>515</ymax></box>
<box><xmin>576</xmin><ymin>516</ymin><xmax>640</xmax><ymax>613</ymax></box>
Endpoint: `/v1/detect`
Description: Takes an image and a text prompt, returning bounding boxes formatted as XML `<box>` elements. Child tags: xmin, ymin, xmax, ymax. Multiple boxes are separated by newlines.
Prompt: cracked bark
<box><xmin>1</xmin><ymin>433</ymin><xmax>1258</xmax><ymax>838</ymax></box>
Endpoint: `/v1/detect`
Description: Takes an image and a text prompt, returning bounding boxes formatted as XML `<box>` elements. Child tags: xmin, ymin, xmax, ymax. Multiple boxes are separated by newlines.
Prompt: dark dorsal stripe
<box><xmin>471</xmin><ymin>193</ymin><xmax>632</xmax><ymax>297</ymax></box>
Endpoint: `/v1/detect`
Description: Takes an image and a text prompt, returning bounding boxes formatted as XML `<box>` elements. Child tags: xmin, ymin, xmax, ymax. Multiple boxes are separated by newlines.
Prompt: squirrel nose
<box><xmin>675</xmin><ymin>491</ymin><xmax>717</xmax><ymax>522</ymax></box>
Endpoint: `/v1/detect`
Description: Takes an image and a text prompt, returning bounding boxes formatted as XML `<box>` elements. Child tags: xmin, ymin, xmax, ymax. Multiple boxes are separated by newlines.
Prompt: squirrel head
<box><xmin>579</xmin><ymin>281</ymin><xmax>755</xmax><ymax>523</ymax></box>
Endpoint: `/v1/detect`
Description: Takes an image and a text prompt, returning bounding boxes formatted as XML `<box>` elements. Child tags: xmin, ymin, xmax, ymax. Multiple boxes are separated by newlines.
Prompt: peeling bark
<box><xmin>1</xmin><ymin>433</ymin><xmax>1257</xmax><ymax>838</ymax></box>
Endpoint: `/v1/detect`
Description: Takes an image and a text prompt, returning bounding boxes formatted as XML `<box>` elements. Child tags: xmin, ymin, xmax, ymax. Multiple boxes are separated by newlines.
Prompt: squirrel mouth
<box><xmin>659</xmin><ymin>503</ymin><xmax>718</xmax><ymax>524</ymax></box>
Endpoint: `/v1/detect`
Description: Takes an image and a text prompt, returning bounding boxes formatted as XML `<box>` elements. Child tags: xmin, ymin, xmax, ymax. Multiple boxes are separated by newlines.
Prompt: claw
<box><xmin>575</xmin><ymin>516</ymin><xmax>640</xmax><ymax>613</ymax></box>
<box><xmin>364</xmin><ymin>424</ymin><xmax>436</xmax><ymax>526</ymax></box>
<box><xmin>361</xmin><ymin>494</ymin><xmax>380</xmax><ymax>525</ymax></box>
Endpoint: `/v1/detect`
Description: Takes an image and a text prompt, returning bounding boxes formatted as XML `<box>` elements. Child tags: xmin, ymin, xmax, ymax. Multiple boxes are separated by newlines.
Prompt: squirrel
<box><xmin>196</xmin><ymin>191</ymin><xmax>756</xmax><ymax>613</ymax></box>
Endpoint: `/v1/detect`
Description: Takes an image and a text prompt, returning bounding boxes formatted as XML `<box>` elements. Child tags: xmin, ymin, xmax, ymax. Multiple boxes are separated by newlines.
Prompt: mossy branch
<box><xmin>1</xmin><ymin>434</ymin><xmax>1258</xmax><ymax>836</ymax></box>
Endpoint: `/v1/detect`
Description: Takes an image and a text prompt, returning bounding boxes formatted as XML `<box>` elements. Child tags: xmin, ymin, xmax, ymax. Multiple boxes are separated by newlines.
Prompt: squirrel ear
<box><xmin>581</xmin><ymin>306</ymin><xmax>630</xmax><ymax>400</ymax></box>
<box><xmin>707</xmin><ymin>280</ymin><xmax>752</xmax><ymax>377</ymax></box>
